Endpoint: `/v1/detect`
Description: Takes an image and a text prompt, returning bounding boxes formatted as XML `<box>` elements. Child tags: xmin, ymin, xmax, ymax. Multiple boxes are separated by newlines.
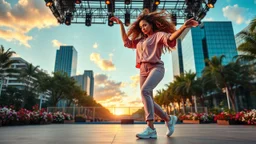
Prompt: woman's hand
<box><xmin>184</xmin><ymin>17</ymin><xmax>199</xmax><ymax>28</ymax></box>
<box><xmin>109</xmin><ymin>16</ymin><xmax>123</xmax><ymax>24</ymax></box>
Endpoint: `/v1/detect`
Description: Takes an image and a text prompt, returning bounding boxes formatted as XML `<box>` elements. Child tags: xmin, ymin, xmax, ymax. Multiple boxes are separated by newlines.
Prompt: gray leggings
<box><xmin>140</xmin><ymin>63</ymin><xmax>168</xmax><ymax>121</ymax></box>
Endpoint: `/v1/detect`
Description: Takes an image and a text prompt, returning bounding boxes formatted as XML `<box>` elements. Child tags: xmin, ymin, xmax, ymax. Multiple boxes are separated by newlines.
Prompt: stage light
<box><xmin>125</xmin><ymin>0</ymin><xmax>130</xmax><ymax>5</ymax></box>
<box><xmin>108</xmin><ymin>14</ymin><xmax>114</xmax><ymax>26</ymax></box>
<box><xmin>186</xmin><ymin>13</ymin><xmax>193</xmax><ymax>20</ymax></box>
<box><xmin>154</xmin><ymin>0</ymin><xmax>160</xmax><ymax>5</ymax></box>
<box><xmin>171</xmin><ymin>13</ymin><xmax>177</xmax><ymax>26</ymax></box>
<box><xmin>107</xmin><ymin>0</ymin><xmax>115</xmax><ymax>13</ymax></box>
<box><xmin>125</xmin><ymin>13</ymin><xmax>130</xmax><ymax>26</ymax></box>
<box><xmin>143</xmin><ymin>0</ymin><xmax>152</xmax><ymax>12</ymax></box>
<box><xmin>75</xmin><ymin>0</ymin><xmax>81</xmax><ymax>4</ymax></box>
<box><xmin>45</xmin><ymin>0</ymin><xmax>53</xmax><ymax>7</ymax></box>
<box><xmin>198</xmin><ymin>11</ymin><xmax>206</xmax><ymax>20</ymax></box>
<box><xmin>105</xmin><ymin>0</ymin><xmax>111</xmax><ymax>5</ymax></box>
<box><xmin>65</xmin><ymin>13</ymin><xmax>72</xmax><ymax>26</ymax></box>
<box><xmin>207</xmin><ymin>0</ymin><xmax>217</xmax><ymax>8</ymax></box>
<box><xmin>85</xmin><ymin>13</ymin><xmax>92</xmax><ymax>26</ymax></box>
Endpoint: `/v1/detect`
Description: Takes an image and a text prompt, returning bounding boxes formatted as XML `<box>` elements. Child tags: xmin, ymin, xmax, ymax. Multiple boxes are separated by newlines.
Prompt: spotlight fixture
<box><xmin>125</xmin><ymin>0</ymin><xmax>130</xmax><ymax>5</ymax></box>
<box><xmin>171</xmin><ymin>13</ymin><xmax>177</xmax><ymax>26</ymax></box>
<box><xmin>108</xmin><ymin>14</ymin><xmax>114</xmax><ymax>27</ymax></box>
<box><xmin>65</xmin><ymin>13</ymin><xmax>72</xmax><ymax>26</ymax></box>
<box><xmin>186</xmin><ymin>13</ymin><xmax>193</xmax><ymax>20</ymax></box>
<box><xmin>85</xmin><ymin>13</ymin><xmax>92</xmax><ymax>26</ymax></box>
<box><xmin>207</xmin><ymin>0</ymin><xmax>217</xmax><ymax>8</ymax></box>
<box><xmin>154</xmin><ymin>0</ymin><xmax>160</xmax><ymax>5</ymax></box>
<box><xmin>105</xmin><ymin>0</ymin><xmax>111</xmax><ymax>5</ymax></box>
<box><xmin>45</xmin><ymin>0</ymin><xmax>53</xmax><ymax>7</ymax></box>
<box><xmin>125</xmin><ymin>13</ymin><xmax>130</xmax><ymax>26</ymax></box>
<box><xmin>107</xmin><ymin>0</ymin><xmax>115</xmax><ymax>13</ymax></box>
<box><xmin>75</xmin><ymin>0</ymin><xmax>81</xmax><ymax>4</ymax></box>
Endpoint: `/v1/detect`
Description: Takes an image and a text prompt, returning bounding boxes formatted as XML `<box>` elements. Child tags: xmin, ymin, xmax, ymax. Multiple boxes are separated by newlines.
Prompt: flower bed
<box><xmin>0</xmin><ymin>105</ymin><xmax>73</xmax><ymax>126</ymax></box>
<box><xmin>178</xmin><ymin>113</ymin><xmax>214</xmax><ymax>124</ymax></box>
<box><xmin>214</xmin><ymin>109</ymin><xmax>256</xmax><ymax>125</ymax></box>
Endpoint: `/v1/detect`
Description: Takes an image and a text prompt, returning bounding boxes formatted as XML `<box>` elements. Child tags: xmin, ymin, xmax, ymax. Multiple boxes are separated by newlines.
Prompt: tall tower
<box><xmin>172</xmin><ymin>21</ymin><xmax>238</xmax><ymax>77</ymax></box>
<box><xmin>54</xmin><ymin>46</ymin><xmax>77</xmax><ymax>77</ymax></box>
<box><xmin>83</xmin><ymin>70</ymin><xmax>94</xmax><ymax>97</ymax></box>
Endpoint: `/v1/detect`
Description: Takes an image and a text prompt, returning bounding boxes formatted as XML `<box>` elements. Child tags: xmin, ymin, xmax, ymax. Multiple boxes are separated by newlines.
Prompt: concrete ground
<box><xmin>0</xmin><ymin>124</ymin><xmax>256</xmax><ymax>144</ymax></box>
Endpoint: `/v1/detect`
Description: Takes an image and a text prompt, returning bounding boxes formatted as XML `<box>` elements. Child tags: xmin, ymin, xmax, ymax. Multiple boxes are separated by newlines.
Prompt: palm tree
<box><xmin>202</xmin><ymin>55</ymin><xmax>252</xmax><ymax>111</ymax></box>
<box><xmin>0</xmin><ymin>45</ymin><xmax>18</xmax><ymax>96</ymax></box>
<box><xmin>236</xmin><ymin>18</ymin><xmax>256</xmax><ymax>64</ymax></box>
<box><xmin>171</xmin><ymin>71</ymin><xmax>199</xmax><ymax>113</ymax></box>
<box><xmin>237</xmin><ymin>32</ymin><xmax>256</xmax><ymax>63</ymax></box>
<box><xmin>249</xmin><ymin>17</ymin><xmax>256</xmax><ymax>32</ymax></box>
<box><xmin>19</xmin><ymin>63</ymin><xmax>40</xmax><ymax>109</ymax></box>
<box><xmin>202</xmin><ymin>55</ymin><xmax>235</xmax><ymax>109</ymax></box>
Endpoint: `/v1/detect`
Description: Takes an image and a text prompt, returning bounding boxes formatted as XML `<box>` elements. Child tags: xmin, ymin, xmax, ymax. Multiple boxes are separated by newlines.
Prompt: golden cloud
<box><xmin>0</xmin><ymin>0</ymin><xmax>58</xmax><ymax>47</ymax></box>
<box><xmin>90</xmin><ymin>53</ymin><xmax>116</xmax><ymax>71</ymax></box>
<box><xmin>52</xmin><ymin>39</ymin><xmax>66</xmax><ymax>48</ymax></box>
<box><xmin>130</xmin><ymin>74</ymin><xmax>140</xmax><ymax>88</ymax></box>
<box><xmin>94</xmin><ymin>74</ymin><xmax>125</xmax><ymax>101</ymax></box>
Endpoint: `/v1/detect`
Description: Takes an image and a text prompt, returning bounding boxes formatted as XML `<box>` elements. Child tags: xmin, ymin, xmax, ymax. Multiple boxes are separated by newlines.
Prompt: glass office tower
<box><xmin>54</xmin><ymin>46</ymin><xmax>77</xmax><ymax>77</ymax></box>
<box><xmin>173</xmin><ymin>21</ymin><xmax>238</xmax><ymax>77</ymax></box>
<box><xmin>73</xmin><ymin>70</ymin><xmax>94</xmax><ymax>97</ymax></box>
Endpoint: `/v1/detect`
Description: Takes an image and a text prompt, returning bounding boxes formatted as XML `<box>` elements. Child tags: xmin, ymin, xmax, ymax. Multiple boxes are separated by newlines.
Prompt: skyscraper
<box><xmin>54</xmin><ymin>46</ymin><xmax>77</xmax><ymax>77</ymax></box>
<box><xmin>73</xmin><ymin>74</ymin><xmax>91</xmax><ymax>96</ymax></box>
<box><xmin>172</xmin><ymin>21</ymin><xmax>238</xmax><ymax>77</ymax></box>
<box><xmin>83</xmin><ymin>70</ymin><xmax>94</xmax><ymax>97</ymax></box>
<box><xmin>73</xmin><ymin>70</ymin><xmax>94</xmax><ymax>97</ymax></box>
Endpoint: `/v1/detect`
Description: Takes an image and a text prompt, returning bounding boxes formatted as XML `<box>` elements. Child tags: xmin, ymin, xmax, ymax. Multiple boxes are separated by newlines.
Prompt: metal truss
<box><xmin>46</xmin><ymin>0</ymin><xmax>214</xmax><ymax>26</ymax></box>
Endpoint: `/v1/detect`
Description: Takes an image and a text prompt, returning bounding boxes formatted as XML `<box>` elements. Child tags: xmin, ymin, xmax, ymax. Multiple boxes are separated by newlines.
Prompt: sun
<box><xmin>114</xmin><ymin>109</ymin><xmax>124</xmax><ymax>115</ymax></box>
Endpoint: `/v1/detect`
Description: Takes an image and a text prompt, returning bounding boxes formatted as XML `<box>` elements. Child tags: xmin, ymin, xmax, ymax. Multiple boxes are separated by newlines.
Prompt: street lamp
<box><xmin>72</xmin><ymin>99</ymin><xmax>78</xmax><ymax>118</ymax></box>
<box><xmin>222</xmin><ymin>87</ymin><xmax>231</xmax><ymax>109</ymax></box>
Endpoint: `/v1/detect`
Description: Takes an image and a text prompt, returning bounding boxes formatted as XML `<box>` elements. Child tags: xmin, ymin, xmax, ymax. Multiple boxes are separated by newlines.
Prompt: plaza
<box><xmin>0</xmin><ymin>124</ymin><xmax>255</xmax><ymax>144</ymax></box>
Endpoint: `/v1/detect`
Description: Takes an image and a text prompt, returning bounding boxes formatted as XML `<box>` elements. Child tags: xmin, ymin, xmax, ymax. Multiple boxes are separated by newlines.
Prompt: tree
<box><xmin>19</xmin><ymin>63</ymin><xmax>40</xmax><ymax>109</ymax></box>
<box><xmin>171</xmin><ymin>71</ymin><xmax>199</xmax><ymax>113</ymax></box>
<box><xmin>40</xmin><ymin>72</ymin><xmax>74</xmax><ymax>106</ymax></box>
<box><xmin>249</xmin><ymin>17</ymin><xmax>256</xmax><ymax>32</ymax></box>
<box><xmin>0</xmin><ymin>86</ymin><xmax>23</xmax><ymax>110</ymax></box>
<box><xmin>0</xmin><ymin>45</ymin><xmax>18</xmax><ymax>96</ymax></box>
<box><xmin>237</xmin><ymin>31</ymin><xmax>256</xmax><ymax>64</ymax></box>
<box><xmin>202</xmin><ymin>55</ymin><xmax>252</xmax><ymax>111</ymax></box>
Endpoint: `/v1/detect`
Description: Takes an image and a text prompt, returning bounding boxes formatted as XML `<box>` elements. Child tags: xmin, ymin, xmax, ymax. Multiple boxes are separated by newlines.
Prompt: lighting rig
<box><xmin>44</xmin><ymin>0</ymin><xmax>217</xmax><ymax>26</ymax></box>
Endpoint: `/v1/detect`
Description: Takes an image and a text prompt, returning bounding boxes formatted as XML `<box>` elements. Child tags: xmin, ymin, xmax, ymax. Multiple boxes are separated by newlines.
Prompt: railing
<box><xmin>47</xmin><ymin>106</ymin><xmax>208</xmax><ymax>122</ymax></box>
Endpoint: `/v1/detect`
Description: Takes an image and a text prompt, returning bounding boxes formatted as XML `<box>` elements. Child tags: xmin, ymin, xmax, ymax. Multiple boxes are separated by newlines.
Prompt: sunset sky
<box><xmin>0</xmin><ymin>0</ymin><xmax>256</xmax><ymax>108</ymax></box>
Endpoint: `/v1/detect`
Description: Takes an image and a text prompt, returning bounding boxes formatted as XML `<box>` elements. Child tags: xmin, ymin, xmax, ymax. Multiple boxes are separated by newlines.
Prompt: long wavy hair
<box><xmin>127</xmin><ymin>9</ymin><xmax>176</xmax><ymax>52</ymax></box>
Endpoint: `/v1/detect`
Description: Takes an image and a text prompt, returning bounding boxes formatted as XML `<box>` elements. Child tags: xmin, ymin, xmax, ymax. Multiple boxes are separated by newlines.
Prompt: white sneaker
<box><xmin>165</xmin><ymin>115</ymin><xmax>177</xmax><ymax>137</ymax></box>
<box><xmin>136</xmin><ymin>126</ymin><xmax>157</xmax><ymax>139</ymax></box>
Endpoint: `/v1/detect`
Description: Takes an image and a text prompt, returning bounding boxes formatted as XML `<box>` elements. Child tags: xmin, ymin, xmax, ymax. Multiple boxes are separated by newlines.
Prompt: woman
<box><xmin>110</xmin><ymin>9</ymin><xmax>198</xmax><ymax>139</ymax></box>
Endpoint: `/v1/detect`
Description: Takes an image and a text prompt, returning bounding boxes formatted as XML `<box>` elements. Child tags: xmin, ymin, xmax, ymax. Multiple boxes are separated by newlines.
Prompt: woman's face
<box><xmin>139</xmin><ymin>20</ymin><xmax>153</xmax><ymax>36</ymax></box>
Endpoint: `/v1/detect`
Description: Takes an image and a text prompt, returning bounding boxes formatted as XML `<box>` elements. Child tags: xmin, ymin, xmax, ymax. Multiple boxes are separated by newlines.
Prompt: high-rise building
<box><xmin>83</xmin><ymin>70</ymin><xmax>94</xmax><ymax>97</ymax></box>
<box><xmin>73</xmin><ymin>70</ymin><xmax>94</xmax><ymax>97</ymax></box>
<box><xmin>1</xmin><ymin>57</ymin><xmax>50</xmax><ymax>105</ymax></box>
<box><xmin>73</xmin><ymin>74</ymin><xmax>91</xmax><ymax>96</ymax></box>
<box><xmin>173</xmin><ymin>21</ymin><xmax>238</xmax><ymax>77</ymax></box>
<box><xmin>54</xmin><ymin>46</ymin><xmax>77</xmax><ymax>77</ymax></box>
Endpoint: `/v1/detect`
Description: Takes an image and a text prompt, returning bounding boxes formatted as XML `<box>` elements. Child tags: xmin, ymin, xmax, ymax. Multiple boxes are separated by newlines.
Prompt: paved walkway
<box><xmin>0</xmin><ymin>124</ymin><xmax>256</xmax><ymax>144</ymax></box>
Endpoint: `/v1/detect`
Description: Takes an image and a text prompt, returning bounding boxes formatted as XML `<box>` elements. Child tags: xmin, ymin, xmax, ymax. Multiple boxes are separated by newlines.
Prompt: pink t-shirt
<box><xmin>124</xmin><ymin>32</ymin><xmax>176</xmax><ymax>68</ymax></box>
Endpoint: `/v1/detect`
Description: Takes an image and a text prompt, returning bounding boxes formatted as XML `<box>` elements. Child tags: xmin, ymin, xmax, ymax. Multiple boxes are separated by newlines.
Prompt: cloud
<box><xmin>0</xmin><ymin>29</ymin><xmax>32</xmax><ymax>47</ymax></box>
<box><xmin>93</xmin><ymin>43</ymin><xmax>98</xmax><ymax>49</ymax></box>
<box><xmin>0</xmin><ymin>0</ymin><xmax>58</xmax><ymax>48</ymax></box>
<box><xmin>11</xmin><ymin>53</ymin><xmax>20</xmax><ymax>57</ymax></box>
<box><xmin>52</xmin><ymin>39</ymin><xmax>66</xmax><ymax>48</ymax></box>
<box><xmin>222</xmin><ymin>4</ymin><xmax>248</xmax><ymax>24</ymax></box>
<box><xmin>204</xmin><ymin>17</ymin><xmax>213</xmax><ymax>21</ymax></box>
<box><xmin>90</xmin><ymin>53</ymin><xmax>116</xmax><ymax>71</ymax></box>
<box><xmin>130</xmin><ymin>74</ymin><xmax>140</xmax><ymax>88</ymax></box>
<box><xmin>94</xmin><ymin>74</ymin><xmax>126</xmax><ymax>101</ymax></box>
